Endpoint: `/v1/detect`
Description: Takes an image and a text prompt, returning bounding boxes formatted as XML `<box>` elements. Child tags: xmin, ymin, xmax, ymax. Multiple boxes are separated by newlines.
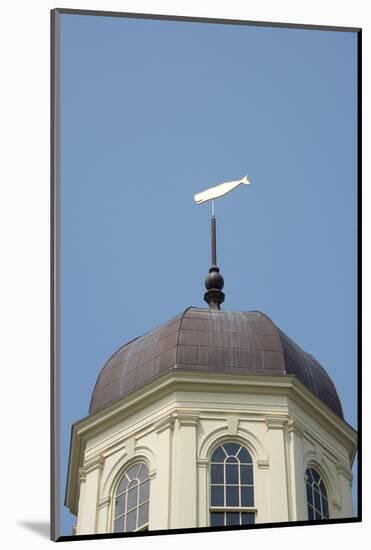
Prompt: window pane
<box><xmin>306</xmin><ymin>468</ymin><xmax>313</xmax><ymax>483</ymax></box>
<box><xmin>314</xmin><ymin>489</ymin><xmax>321</xmax><ymax>512</ymax></box>
<box><xmin>127</xmin><ymin>484</ymin><xmax>138</xmax><ymax>511</ymax></box>
<box><xmin>311</xmin><ymin>469</ymin><xmax>320</xmax><ymax>483</ymax></box>
<box><xmin>139</xmin><ymin>480</ymin><xmax>150</xmax><ymax>504</ymax></box>
<box><xmin>315</xmin><ymin>510</ymin><xmax>322</xmax><ymax>520</ymax></box>
<box><xmin>210</xmin><ymin>512</ymin><xmax>224</xmax><ymax>527</ymax></box>
<box><xmin>237</xmin><ymin>447</ymin><xmax>252</xmax><ymax>464</ymax></box>
<box><xmin>308</xmin><ymin>505</ymin><xmax>314</xmax><ymax>520</ymax></box>
<box><xmin>226</xmin><ymin>485</ymin><xmax>239</xmax><ymax>506</ymax></box>
<box><xmin>223</xmin><ymin>443</ymin><xmax>240</xmax><ymax>456</ymax></box>
<box><xmin>306</xmin><ymin>483</ymin><xmax>313</xmax><ymax>505</ymax></box>
<box><xmin>211</xmin><ymin>464</ymin><xmax>224</xmax><ymax>484</ymax></box>
<box><xmin>117</xmin><ymin>476</ymin><xmax>129</xmax><ymax>495</ymax></box>
<box><xmin>211</xmin><ymin>485</ymin><xmax>224</xmax><ymax>506</ymax></box>
<box><xmin>240</xmin><ymin>465</ymin><xmax>253</xmax><ymax>485</ymax></box>
<box><xmin>138</xmin><ymin>502</ymin><xmax>149</xmax><ymax>528</ymax></box>
<box><xmin>241</xmin><ymin>512</ymin><xmax>255</xmax><ymax>525</ymax></box>
<box><xmin>127</xmin><ymin>464</ymin><xmax>141</xmax><ymax>480</ymax></box>
<box><xmin>114</xmin><ymin>517</ymin><xmax>124</xmax><ymax>533</ymax></box>
<box><xmin>226</xmin><ymin>464</ymin><xmax>238</xmax><ymax>484</ymax></box>
<box><xmin>226</xmin><ymin>512</ymin><xmax>240</xmax><ymax>526</ymax></box>
<box><xmin>115</xmin><ymin>495</ymin><xmax>125</xmax><ymax>518</ymax></box>
<box><xmin>241</xmin><ymin>486</ymin><xmax>254</xmax><ymax>507</ymax></box>
<box><xmin>322</xmin><ymin>497</ymin><xmax>329</xmax><ymax>518</ymax></box>
<box><xmin>211</xmin><ymin>446</ymin><xmax>227</xmax><ymax>462</ymax></box>
<box><xmin>126</xmin><ymin>509</ymin><xmax>137</xmax><ymax>532</ymax></box>
<box><xmin>319</xmin><ymin>480</ymin><xmax>327</xmax><ymax>497</ymax></box>
<box><xmin>138</xmin><ymin>464</ymin><xmax>149</xmax><ymax>482</ymax></box>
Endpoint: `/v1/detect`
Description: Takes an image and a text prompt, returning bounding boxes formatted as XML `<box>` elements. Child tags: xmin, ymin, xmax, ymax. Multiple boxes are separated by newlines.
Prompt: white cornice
<box><xmin>73</xmin><ymin>372</ymin><xmax>357</xmax><ymax>445</ymax></box>
<box><xmin>72</xmin><ymin>371</ymin><xmax>296</xmax><ymax>436</ymax></box>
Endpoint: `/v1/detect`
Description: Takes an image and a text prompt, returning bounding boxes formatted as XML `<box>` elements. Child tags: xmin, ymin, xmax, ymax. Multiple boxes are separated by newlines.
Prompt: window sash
<box><xmin>305</xmin><ymin>468</ymin><xmax>329</xmax><ymax>520</ymax></box>
<box><xmin>114</xmin><ymin>463</ymin><xmax>150</xmax><ymax>533</ymax></box>
<box><xmin>209</xmin><ymin>443</ymin><xmax>255</xmax><ymax>527</ymax></box>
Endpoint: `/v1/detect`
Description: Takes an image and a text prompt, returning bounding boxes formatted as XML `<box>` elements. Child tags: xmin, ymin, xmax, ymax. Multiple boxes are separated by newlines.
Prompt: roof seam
<box><xmin>252</xmin><ymin>311</ymin><xmax>287</xmax><ymax>371</ymax></box>
<box><xmin>175</xmin><ymin>306</ymin><xmax>195</xmax><ymax>366</ymax></box>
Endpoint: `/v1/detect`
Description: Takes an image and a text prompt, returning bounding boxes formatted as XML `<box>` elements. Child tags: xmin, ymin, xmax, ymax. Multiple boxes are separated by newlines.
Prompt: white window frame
<box><xmin>113</xmin><ymin>461</ymin><xmax>150</xmax><ymax>533</ymax></box>
<box><xmin>209</xmin><ymin>441</ymin><xmax>256</xmax><ymax>527</ymax></box>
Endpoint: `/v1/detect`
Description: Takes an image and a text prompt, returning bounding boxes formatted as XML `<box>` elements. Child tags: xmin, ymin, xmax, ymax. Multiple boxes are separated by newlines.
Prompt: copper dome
<box><xmin>89</xmin><ymin>307</ymin><xmax>343</xmax><ymax>418</ymax></box>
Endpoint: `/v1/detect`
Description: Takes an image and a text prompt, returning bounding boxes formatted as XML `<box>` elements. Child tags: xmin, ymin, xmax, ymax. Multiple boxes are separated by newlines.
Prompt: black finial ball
<box><xmin>205</xmin><ymin>266</ymin><xmax>224</xmax><ymax>291</ymax></box>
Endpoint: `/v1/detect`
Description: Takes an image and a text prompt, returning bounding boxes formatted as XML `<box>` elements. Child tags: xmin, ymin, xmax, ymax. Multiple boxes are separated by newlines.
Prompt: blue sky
<box><xmin>59</xmin><ymin>13</ymin><xmax>357</xmax><ymax>536</ymax></box>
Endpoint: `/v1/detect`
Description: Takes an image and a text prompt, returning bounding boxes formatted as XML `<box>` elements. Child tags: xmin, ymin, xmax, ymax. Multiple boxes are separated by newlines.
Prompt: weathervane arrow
<box><xmin>194</xmin><ymin>175</ymin><xmax>251</xmax><ymax>310</ymax></box>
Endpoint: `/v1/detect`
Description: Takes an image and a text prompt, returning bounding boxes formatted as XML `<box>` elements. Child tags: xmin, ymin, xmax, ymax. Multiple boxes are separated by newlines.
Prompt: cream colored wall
<box><xmin>72</xmin><ymin>383</ymin><xmax>355</xmax><ymax>535</ymax></box>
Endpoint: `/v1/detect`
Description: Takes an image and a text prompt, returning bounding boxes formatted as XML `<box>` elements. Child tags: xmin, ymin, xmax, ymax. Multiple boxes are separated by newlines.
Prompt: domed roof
<box><xmin>89</xmin><ymin>307</ymin><xmax>343</xmax><ymax>418</ymax></box>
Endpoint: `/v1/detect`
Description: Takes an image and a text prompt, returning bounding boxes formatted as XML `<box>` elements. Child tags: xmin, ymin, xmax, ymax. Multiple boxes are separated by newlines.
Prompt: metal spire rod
<box><xmin>211</xmin><ymin>200</ymin><xmax>217</xmax><ymax>266</ymax></box>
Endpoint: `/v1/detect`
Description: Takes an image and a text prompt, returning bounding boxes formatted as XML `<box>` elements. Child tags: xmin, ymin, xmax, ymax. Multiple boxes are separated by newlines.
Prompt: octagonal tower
<box><xmin>65</xmin><ymin>306</ymin><xmax>356</xmax><ymax>535</ymax></box>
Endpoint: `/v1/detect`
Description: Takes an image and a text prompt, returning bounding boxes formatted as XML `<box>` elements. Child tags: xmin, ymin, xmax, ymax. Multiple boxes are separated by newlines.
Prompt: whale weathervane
<box><xmin>194</xmin><ymin>175</ymin><xmax>250</xmax><ymax>205</ymax></box>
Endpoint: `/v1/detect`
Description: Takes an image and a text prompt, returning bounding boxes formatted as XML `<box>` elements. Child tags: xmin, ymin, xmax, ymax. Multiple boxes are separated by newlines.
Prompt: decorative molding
<box><xmin>125</xmin><ymin>437</ymin><xmax>135</xmax><ymax>460</ymax></box>
<box><xmin>72</xmin><ymin>370</ymin><xmax>356</xmax><ymax>453</ymax></box>
<box><xmin>265</xmin><ymin>416</ymin><xmax>288</xmax><ymax>430</ymax></box>
<box><xmin>78</xmin><ymin>467</ymin><xmax>87</xmax><ymax>483</ymax></box>
<box><xmin>332</xmin><ymin>498</ymin><xmax>342</xmax><ymax>511</ymax></box>
<box><xmin>336</xmin><ymin>462</ymin><xmax>354</xmax><ymax>481</ymax></box>
<box><xmin>98</xmin><ymin>496</ymin><xmax>111</xmax><ymax>509</ymax></box>
<box><xmin>287</xmin><ymin>417</ymin><xmax>305</xmax><ymax>438</ymax></box>
<box><xmin>257</xmin><ymin>459</ymin><xmax>270</xmax><ymax>470</ymax></box>
<box><xmin>304</xmin><ymin>456</ymin><xmax>338</xmax><ymax>505</ymax></box>
<box><xmin>227</xmin><ymin>415</ymin><xmax>239</xmax><ymax>435</ymax></box>
<box><xmin>133</xmin><ymin>444</ymin><xmax>156</xmax><ymax>470</ymax></box>
<box><xmin>198</xmin><ymin>423</ymin><xmax>268</xmax><ymax>463</ymax></box>
<box><xmin>316</xmin><ymin>447</ymin><xmax>324</xmax><ymax>465</ymax></box>
<box><xmin>176</xmin><ymin>413</ymin><xmax>199</xmax><ymax>427</ymax></box>
<box><xmin>84</xmin><ymin>454</ymin><xmax>105</xmax><ymax>474</ymax></box>
<box><xmin>155</xmin><ymin>414</ymin><xmax>175</xmax><ymax>434</ymax></box>
<box><xmin>101</xmin><ymin>445</ymin><xmax>156</xmax><ymax>499</ymax></box>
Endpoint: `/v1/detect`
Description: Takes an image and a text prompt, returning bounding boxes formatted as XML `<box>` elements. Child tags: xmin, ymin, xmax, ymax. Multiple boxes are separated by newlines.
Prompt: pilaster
<box><xmin>149</xmin><ymin>415</ymin><xmax>175</xmax><ymax>530</ymax></box>
<box><xmin>75</xmin><ymin>455</ymin><xmax>104</xmax><ymax>535</ymax></box>
<box><xmin>171</xmin><ymin>413</ymin><xmax>199</xmax><ymax>528</ymax></box>
<box><xmin>287</xmin><ymin>418</ymin><xmax>306</xmax><ymax>520</ymax></box>
<box><xmin>336</xmin><ymin>461</ymin><xmax>354</xmax><ymax>518</ymax></box>
<box><xmin>265</xmin><ymin>416</ymin><xmax>290</xmax><ymax>522</ymax></box>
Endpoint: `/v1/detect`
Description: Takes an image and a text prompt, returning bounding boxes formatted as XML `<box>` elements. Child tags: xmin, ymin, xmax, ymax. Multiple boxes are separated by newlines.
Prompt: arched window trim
<box><xmin>113</xmin><ymin>460</ymin><xmax>150</xmax><ymax>533</ymax></box>
<box><xmin>305</xmin><ymin>466</ymin><xmax>330</xmax><ymax>521</ymax></box>
<box><xmin>200</xmin><ymin>427</ymin><xmax>265</xmax><ymax>464</ymax></box>
<box><xmin>208</xmin><ymin>440</ymin><xmax>256</xmax><ymax>527</ymax></box>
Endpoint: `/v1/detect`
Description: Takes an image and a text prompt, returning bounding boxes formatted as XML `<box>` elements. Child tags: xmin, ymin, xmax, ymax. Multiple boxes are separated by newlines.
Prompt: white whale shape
<box><xmin>194</xmin><ymin>175</ymin><xmax>251</xmax><ymax>204</ymax></box>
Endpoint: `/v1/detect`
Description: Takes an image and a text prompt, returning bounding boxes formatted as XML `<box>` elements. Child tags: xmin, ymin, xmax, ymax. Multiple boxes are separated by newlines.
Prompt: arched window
<box><xmin>305</xmin><ymin>467</ymin><xmax>329</xmax><ymax>520</ymax></box>
<box><xmin>113</xmin><ymin>462</ymin><xmax>150</xmax><ymax>532</ymax></box>
<box><xmin>209</xmin><ymin>441</ymin><xmax>255</xmax><ymax>527</ymax></box>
